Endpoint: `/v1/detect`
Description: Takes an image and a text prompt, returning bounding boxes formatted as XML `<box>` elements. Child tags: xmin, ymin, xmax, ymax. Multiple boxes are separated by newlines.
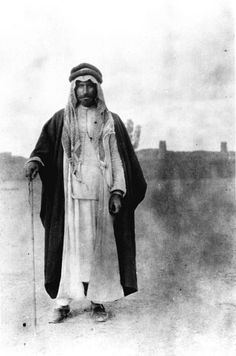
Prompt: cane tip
<box><xmin>23</xmin><ymin>322</ymin><xmax>26</xmax><ymax>327</ymax></box>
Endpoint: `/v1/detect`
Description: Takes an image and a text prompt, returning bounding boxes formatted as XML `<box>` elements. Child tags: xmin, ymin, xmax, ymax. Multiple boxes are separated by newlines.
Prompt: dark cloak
<box><xmin>30</xmin><ymin>109</ymin><xmax>147</xmax><ymax>299</ymax></box>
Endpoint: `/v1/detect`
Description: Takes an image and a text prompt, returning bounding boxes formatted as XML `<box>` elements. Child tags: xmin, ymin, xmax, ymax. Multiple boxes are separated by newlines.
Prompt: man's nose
<box><xmin>83</xmin><ymin>85</ymin><xmax>89</xmax><ymax>95</ymax></box>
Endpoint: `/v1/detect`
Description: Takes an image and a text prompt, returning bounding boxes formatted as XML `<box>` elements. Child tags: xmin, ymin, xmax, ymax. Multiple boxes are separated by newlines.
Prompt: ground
<box><xmin>0</xmin><ymin>178</ymin><xmax>236</xmax><ymax>356</ymax></box>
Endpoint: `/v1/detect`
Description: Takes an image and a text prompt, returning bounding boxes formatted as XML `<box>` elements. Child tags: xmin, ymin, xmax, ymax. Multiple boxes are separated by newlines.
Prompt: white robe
<box><xmin>56</xmin><ymin>106</ymin><xmax>126</xmax><ymax>306</ymax></box>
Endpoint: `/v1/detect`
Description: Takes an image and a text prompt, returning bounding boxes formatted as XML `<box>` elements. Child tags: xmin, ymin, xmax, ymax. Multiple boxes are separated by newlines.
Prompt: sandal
<box><xmin>49</xmin><ymin>305</ymin><xmax>71</xmax><ymax>324</ymax></box>
<box><xmin>91</xmin><ymin>303</ymin><xmax>109</xmax><ymax>322</ymax></box>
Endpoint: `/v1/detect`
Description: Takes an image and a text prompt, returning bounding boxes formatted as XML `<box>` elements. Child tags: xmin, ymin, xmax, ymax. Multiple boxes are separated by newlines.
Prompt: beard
<box><xmin>78</xmin><ymin>96</ymin><xmax>97</xmax><ymax>107</ymax></box>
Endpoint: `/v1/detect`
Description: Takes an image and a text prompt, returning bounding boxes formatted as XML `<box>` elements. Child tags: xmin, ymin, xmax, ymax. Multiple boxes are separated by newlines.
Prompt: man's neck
<box><xmin>79</xmin><ymin>103</ymin><xmax>97</xmax><ymax>110</ymax></box>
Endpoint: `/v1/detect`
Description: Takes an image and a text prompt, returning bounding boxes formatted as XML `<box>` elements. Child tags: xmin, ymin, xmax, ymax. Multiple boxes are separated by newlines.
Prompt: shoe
<box><xmin>49</xmin><ymin>305</ymin><xmax>71</xmax><ymax>324</ymax></box>
<box><xmin>91</xmin><ymin>303</ymin><xmax>109</xmax><ymax>322</ymax></box>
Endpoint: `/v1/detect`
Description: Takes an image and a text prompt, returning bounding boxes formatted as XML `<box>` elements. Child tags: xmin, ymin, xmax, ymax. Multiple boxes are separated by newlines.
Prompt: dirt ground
<box><xmin>0</xmin><ymin>178</ymin><xmax>236</xmax><ymax>356</ymax></box>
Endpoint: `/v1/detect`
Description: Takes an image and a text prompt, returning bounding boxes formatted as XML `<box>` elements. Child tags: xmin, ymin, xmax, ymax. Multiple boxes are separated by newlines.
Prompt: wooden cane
<box><xmin>28</xmin><ymin>179</ymin><xmax>37</xmax><ymax>334</ymax></box>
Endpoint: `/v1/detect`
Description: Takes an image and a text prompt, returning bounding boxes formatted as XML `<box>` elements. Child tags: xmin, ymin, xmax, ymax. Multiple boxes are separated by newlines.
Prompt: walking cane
<box><xmin>28</xmin><ymin>179</ymin><xmax>37</xmax><ymax>335</ymax></box>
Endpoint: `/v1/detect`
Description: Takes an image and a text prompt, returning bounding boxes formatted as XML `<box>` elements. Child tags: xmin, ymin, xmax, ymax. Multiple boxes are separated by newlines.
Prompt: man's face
<box><xmin>75</xmin><ymin>80</ymin><xmax>97</xmax><ymax>107</ymax></box>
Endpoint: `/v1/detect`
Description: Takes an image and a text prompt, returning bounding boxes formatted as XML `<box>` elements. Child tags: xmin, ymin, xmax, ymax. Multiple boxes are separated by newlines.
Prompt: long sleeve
<box><xmin>25</xmin><ymin>156</ymin><xmax>45</xmax><ymax>166</ymax></box>
<box><xmin>109</xmin><ymin>133</ymin><xmax>126</xmax><ymax>195</ymax></box>
<box><xmin>29</xmin><ymin>120</ymin><xmax>53</xmax><ymax>168</ymax></box>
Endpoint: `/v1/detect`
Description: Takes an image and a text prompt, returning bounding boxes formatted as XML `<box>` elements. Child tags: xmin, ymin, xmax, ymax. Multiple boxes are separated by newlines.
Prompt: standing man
<box><xmin>25</xmin><ymin>63</ymin><xmax>147</xmax><ymax>323</ymax></box>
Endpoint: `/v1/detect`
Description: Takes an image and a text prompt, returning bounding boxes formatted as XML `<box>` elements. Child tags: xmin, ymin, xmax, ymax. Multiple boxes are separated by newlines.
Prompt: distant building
<box><xmin>221</xmin><ymin>142</ymin><xmax>228</xmax><ymax>154</ymax></box>
<box><xmin>0</xmin><ymin>152</ymin><xmax>26</xmax><ymax>181</ymax></box>
<box><xmin>159</xmin><ymin>141</ymin><xmax>167</xmax><ymax>159</ymax></box>
<box><xmin>137</xmin><ymin>141</ymin><xmax>235</xmax><ymax>181</ymax></box>
<box><xmin>0</xmin><ymin>141</ymin><xmax>235</xmax><ymax>181</ymax></box>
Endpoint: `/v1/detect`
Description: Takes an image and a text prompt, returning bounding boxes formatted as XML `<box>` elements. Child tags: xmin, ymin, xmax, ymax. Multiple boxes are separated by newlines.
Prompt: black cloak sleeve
<box><xmin>112</xmin><ymin>113</ymin><xmax>147</xmax><ymax>209</ymax></box>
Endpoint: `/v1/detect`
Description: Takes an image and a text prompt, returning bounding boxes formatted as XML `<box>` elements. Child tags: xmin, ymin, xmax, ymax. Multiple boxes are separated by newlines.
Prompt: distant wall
<box><xmin>0</xmin><ymin>144</ymin><xmax>235</xmax><ymax>182</ymax></box>
<box><xmin>0</xmin><ymin>153</ymin><xmax>26</xmax><ymax>181</ymax></box>
<box><xmin>137</xmin><ymin>144</ymin><xmax>235</xmax><ymax>181</ymax></box>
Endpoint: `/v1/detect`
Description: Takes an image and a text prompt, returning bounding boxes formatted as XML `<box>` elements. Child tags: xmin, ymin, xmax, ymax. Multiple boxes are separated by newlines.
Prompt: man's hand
<box><xmin>109</xmin><ymin>193</ymin><xmax>122</xmax><ymax>215</ymax></box>
<box><xmin>25</xmin><ymin>161</ymin><xmax>40</xmax><ymax>181</ymax></box>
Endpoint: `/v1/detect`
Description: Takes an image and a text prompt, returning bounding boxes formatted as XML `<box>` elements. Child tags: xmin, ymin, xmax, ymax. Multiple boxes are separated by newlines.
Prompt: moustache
<box><xmin>78</xmin><ymin>94</ymin><xmax>95</xmax><ymax>99</ymax></box>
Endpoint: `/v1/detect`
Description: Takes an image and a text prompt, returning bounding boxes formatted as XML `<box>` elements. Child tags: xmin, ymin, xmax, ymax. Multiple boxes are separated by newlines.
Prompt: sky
<box><xmin>0</xmin><ymin>0</ymin><xmax>234</xmax><ymax>156</ymax></box>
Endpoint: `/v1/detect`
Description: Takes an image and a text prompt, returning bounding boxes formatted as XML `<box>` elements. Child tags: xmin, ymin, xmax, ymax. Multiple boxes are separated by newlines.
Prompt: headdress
<box><xmin>69</xmin><ymin>63</ymin><xmax>103</xmax><ymax>83</ymax></box>
<box><xmin>62</xmin><ymin>63</ymin><xmax>106</xmax><ymax>171</ymax></box>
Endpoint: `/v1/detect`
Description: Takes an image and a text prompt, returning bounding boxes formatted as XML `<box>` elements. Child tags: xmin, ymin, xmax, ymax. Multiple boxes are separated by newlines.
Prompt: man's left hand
<box><xmin>109</xmin><ymin>193</ymin><xmax>122</xmax><ymax>215</ymax></box>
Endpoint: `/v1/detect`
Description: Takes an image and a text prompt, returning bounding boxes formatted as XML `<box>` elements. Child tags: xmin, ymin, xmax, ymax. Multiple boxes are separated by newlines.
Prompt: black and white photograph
<box><xmin>0</xmin><ymin>0</ymin><xmax>235</xmax><ymax>355</ymax></box>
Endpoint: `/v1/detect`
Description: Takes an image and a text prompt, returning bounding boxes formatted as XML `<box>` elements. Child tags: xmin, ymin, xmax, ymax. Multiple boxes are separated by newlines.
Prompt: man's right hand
<box><xmin>25</xmin><ymin>161</ymin><xmax>40</xmax><ymax>181</ymax></box>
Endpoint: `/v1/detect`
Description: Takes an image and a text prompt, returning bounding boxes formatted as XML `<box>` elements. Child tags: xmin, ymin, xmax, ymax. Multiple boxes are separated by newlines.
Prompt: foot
<box><xmin>49</xmin><ymin>305</ymin><xmax>71</xmax><ymax>324</ymax></box>
<box><xmin>91</xmin><ymin>302</ymin><xmax>109</xmax><ymax>322</ymax></box>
